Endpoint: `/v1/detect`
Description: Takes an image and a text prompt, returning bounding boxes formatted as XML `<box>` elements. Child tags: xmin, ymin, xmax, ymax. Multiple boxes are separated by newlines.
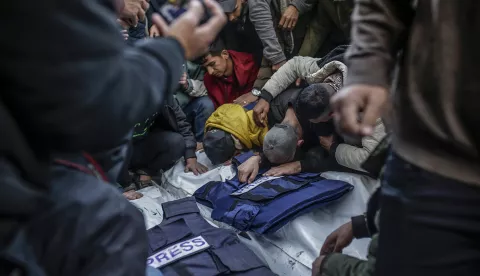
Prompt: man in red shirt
<box><xmin>202</xmin><ymin>42</ymin><xmax>260</xmax><ymax>109</ymax></box>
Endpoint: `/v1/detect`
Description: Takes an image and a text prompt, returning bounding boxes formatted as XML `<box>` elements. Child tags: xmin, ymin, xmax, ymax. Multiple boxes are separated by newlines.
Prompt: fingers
<box><xmin>238</xmin><ymin>169</ymin><xmax>246</xmax><ymax>183</ymax></box>
<box><xmin>296</xmin><ymin>78</ymin><xmax>302</xmax><ymax>86</ymax></box>
<box><xmin>151</xmin><ymin>14</ymin><xmax>169</xmax><ymax>37</ymax></box>
<box><xmin>253</xmin><ymin>113</ymin><xmax>262</xmax><ymax>127</ymax></box>
<box><xmin>264</xmin><ymin>168</ymin><xmax>279</xmax><ymax>176</ymax></box>
<box><xmin>311</xmin><ymin>256</ymin><xmax>324</xmax><ymax>276</ymax></box>
<box><xmin>192</xmin><ymin>167</ymin><xmax>199</xmax><ymax>176</ymax></box>
<box><xmin>198</xmin><ymin>163</ymin><xmax>209</xmax><ymax>174</ymax></box>
<box><xmin>130</xmin><ymin>15</ymin><xmax>139</xmax><ymax>28</ymax></box>
<box><xmin>279</xmin><ymin>13</ymin><xmax>287</xmax><ymax>28</ymax></box>
<box><xmin>248</xmin><ymin>166</ymin><xmax>258</xmax><ymax>183</ymax></box>
<box><xmin>333</xmin><ymin>98</ymin><xmax>361</xmax><ymax>136</ymax></box>
<box><xmin>360</xmin><ymin>93</ymin><xmax>385</xmax><ymax>136</ymax></box>
<box><xmin>320</xmin><ymin>240</ymin><xmax>334</xmax><ymax>255</ymax></box>
<box><xmin>182</xmin><ymin>0</ymin><xmax>205</xmax><ymax>27</ymax></box>
<box><xmin>288</xmin><ymin>18</ymin><xmax>297</xmax><ymax>30</ymax></box>
<box><xmin>141</xmin><ymin>0</ymin><xmax>149</xmax><ymax>12</ymax></box>
<box><xmin>138</xmin><ymin>8</ymin><xmax>146</xmax><ymax>23</ymax></box>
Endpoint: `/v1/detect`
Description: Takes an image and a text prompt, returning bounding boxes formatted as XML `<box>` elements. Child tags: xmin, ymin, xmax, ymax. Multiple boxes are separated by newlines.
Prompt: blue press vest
<box><xmin>146</xmin><ymin>197</ymin><xmax>276</xmax><ymax>276</ymax></box>
<box><xmin>194</xmin><ymin>152</ymin><xmax>354</xmax><ymax>234</ymax></box>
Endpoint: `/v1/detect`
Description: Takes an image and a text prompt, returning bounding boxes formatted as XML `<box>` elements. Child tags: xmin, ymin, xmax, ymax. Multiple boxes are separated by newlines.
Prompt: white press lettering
<box><xmin>147</xmin><ymin>236</ymin><xmax>210</xmax><ymax>269</ymax></box>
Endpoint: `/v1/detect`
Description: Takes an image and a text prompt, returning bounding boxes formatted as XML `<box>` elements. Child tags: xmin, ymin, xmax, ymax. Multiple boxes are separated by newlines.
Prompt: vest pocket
<box><xmin>212</xmin><ymin>201</ymin><xmax>260</xmax><ymax>231</ymax></box>
<box><xmin>147</xmin><ymin>218</ymin><xmax>193</xmax><ymax>254</ymax></box>
<box><xmin>212</xmin><ymin>242</ymin><xmax>266</xmax><ymax>272</ymax></box>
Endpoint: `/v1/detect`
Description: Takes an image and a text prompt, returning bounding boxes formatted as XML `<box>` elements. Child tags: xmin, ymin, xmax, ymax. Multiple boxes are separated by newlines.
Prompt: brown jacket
<box><xmin>345</xmin><ymin>0</ymin><xmax>480</xmax><ymax>186</ymax></box>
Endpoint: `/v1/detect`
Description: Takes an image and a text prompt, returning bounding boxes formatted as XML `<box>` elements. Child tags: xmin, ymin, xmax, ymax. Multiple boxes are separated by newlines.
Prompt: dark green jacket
<box><xmin>321</xmin><ymin>234</ymin><xmax>377</xmax><ymax>276</ymax></box>
<box><xmin>299</xmin><ymin>0</ymin><xmax>353</xmax><ymax>57</ymax></box>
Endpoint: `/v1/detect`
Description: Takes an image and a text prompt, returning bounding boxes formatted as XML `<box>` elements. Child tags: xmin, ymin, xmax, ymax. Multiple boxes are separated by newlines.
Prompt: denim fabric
<box><xmin>377</xmin><ymin>152</ymin><xmax>480</xmax><ymax>276</ymax></box>
<box><xmin>183</xmin><ymin>96</ymin><xmax>215</xmax><ymax>142</ymax></box>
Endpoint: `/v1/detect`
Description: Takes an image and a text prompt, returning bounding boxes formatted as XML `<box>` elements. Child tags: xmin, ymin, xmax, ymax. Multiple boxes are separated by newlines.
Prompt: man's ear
<box><xmin>221</xmin><ymin>50</ymin><xmax>229</xmax><ymax>60</ymax></box>
<box><xmin>297</xmin><ymin>139</ymin><xmax>304</xmax><ymax>147</ymax></box>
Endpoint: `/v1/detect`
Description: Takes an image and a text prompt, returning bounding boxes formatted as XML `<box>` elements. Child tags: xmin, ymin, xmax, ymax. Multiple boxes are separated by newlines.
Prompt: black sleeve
<box><xmin>171</xmin><ymin>99</ymin><xmax>197</xmax><ymax>159</ymax></box>
<box><xmin>2</xmin><ymin>0</ymin><xmax>184</xmax><ymax>153</ymax></box>
<box><xmin>351</xmin><ymin>214</ymin><xmax>371</xmax><ymax>239</ymax></box>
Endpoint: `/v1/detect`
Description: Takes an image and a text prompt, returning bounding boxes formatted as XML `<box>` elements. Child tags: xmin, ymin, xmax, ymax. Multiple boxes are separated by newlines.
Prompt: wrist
<box><xmin>288</xmin><ymin>4</ymin><xmax>299</xmax><ymax>12</ymax></box>
<box><xmin>259</xmin><ymin>90</ymin><xmax>273</xmax><ymax>103</ymax></box>
<box><xmin>294</xmin><ymin>161</ymin><xmax>301</xmax><ymax>173</ymax></box>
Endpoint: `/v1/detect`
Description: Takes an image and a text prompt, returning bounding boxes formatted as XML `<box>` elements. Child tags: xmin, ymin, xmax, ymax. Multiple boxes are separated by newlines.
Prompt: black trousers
<box><xmin>377</xmin><ymin>152</ymin><xmax>480</xmax><ymax>276</ymax></box>
<box><xmin>119</xmin><ymin>130</ymin><xmax>185</xmax><ymax>186</ymax></box>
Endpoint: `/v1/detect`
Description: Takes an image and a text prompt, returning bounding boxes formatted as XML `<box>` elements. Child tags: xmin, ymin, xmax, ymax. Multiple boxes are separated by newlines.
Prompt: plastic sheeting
<box><xmin>132</xmin><ymin>152</ymin><xmax>379</xmax><ymax>276</ymax></box>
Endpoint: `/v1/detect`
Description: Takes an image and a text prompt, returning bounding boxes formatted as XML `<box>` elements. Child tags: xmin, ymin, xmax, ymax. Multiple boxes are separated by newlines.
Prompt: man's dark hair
<box><xmin>208</xmin><ymin>38</ymin><xmax>226</xmax><ymax>56</ymax></box>
<box><xmin>193</xmin><ymin>38</ymin><xmax>226</xmax><ymax>64</ymax></box>
<box><xmin>295</xmin><ymin>83</ymin><xmax>331</xmax><ymax>120</ymax></box>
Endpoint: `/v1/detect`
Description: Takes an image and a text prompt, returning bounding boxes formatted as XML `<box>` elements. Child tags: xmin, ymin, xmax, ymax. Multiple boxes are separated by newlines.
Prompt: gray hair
<box><xmin>263</xmin><ymin>124</ymin><xmax>298</xmax><ymax>164</ymax></box>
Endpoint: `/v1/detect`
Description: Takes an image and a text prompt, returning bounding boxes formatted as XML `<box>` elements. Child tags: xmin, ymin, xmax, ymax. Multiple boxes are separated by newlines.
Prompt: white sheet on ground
<box><xmin>133</xmin><ymin>152</ymin><xmax>379</xmax><ymax>276</ymax></box>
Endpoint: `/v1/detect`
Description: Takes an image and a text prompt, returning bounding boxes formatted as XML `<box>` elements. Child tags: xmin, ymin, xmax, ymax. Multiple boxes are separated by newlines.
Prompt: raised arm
<box><xmin>248</xmin><ymin>0</ymin><xmax>286</xmax><ymax>66</ymax></box>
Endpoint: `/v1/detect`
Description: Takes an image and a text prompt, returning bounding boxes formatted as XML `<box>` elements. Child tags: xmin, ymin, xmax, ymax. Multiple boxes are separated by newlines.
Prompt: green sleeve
<box><xmin>321</xmin><ymin>234</ymin><xmax>378</xmax><ymax>276</ymax></box>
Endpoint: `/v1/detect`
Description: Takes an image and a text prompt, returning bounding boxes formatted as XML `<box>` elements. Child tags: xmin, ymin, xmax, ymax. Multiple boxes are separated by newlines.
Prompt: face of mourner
<box><xmin>226</xmin><ymin>0</ymin><xmax>245</xmax><ymax>22</ymax></box>
<box><xmin>203</xmin><ymin>51</ymin><xmax>229</xmax><ymax>77</ymax></box>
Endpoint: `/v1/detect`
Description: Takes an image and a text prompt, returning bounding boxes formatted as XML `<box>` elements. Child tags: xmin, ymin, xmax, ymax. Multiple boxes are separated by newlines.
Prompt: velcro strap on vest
<box><xmin>162</xmin><ymin>197</ymin><xmax>200</xmax><ymax>219</ymax></box>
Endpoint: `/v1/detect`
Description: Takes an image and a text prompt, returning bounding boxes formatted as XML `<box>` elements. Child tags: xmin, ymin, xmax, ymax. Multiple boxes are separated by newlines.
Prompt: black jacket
<box><xmin>156</xmin><ymin>96</ymin><xmax>197</xmax><ymax>159</ymax></box>
<box><xmin>0</xmin><ymin>0</ymin><xmax>185</xmax><ymax>154</ymax></box>
<box><xmin>135</xmin><ymin>96</ymin><xmax>197</xmax><ymax>160</ymax></box>
<box><xmin>218</xmin><ymin>7</ymin><xmax>264</xmax><ymax>65</ymax></box>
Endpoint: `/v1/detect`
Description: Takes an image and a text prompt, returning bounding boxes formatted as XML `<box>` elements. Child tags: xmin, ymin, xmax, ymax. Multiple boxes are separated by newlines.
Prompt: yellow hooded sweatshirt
<box><xmin>205</xmin><ymin>104</ymin><xmax>269</xmax><ymax>149</ymax></box>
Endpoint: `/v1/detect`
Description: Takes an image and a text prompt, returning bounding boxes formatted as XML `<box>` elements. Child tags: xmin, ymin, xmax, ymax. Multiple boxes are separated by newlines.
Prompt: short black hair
<box><xmin>194</xmin><ymin>38</ymin><xmax>226</xmax><ymax>64</ymax></box>
<box><xmin>295</xmin><ymin>83</ymin><xmax>331</xmax><ymax>120</ymax></box>
<box><xmin>208</xmin><ymin>38</ymin><xmax>226</xmax><ymax>56</ymax></box>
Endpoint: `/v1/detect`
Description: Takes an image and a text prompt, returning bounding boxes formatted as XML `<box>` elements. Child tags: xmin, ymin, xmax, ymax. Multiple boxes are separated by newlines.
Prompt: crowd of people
<box><xmin>2</xmin><ymin>0</ymin><xmax>480</xmax><ymax>275</ymax></box>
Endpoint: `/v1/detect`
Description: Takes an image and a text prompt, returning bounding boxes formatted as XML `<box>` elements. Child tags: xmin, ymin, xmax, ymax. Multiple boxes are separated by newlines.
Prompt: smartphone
<box><xmin>155</xmin><ymin>0</ymin><xmax>210</xmax><ymax>24</ymax></box>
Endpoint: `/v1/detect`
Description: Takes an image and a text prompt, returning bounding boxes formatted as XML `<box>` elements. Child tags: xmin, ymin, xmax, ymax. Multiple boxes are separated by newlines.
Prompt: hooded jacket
<box><xmin>205</xmin><ymin>104</ymin><xmax>268</xmax><ymax>149</ymax></box>
<box><xmin>204</xmin><ymin>51</ymin><xmax>259</xmax><ymax>108</ymax></box>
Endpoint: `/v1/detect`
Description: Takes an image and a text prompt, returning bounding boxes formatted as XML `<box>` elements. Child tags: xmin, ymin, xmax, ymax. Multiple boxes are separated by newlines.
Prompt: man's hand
<box><xmin>120</xmin><ymin>0</ymin><xmax>149</xmax><ymax>27</ymax></box>
<box><xmin>253</xmin><ymin>98</ymin><xmax>270</xmax><ymax>127</ymax></box>
<box><xmin>311</xmin><ymin>255</ymin><xmax>326</xmax><ymax>276</ymax></box>
<box><xmin>233</xmin><ymin>92</ymin><xmax>258</xmax><ymax>106</ymax></box>
<box><xmin>238</xmin><ymin>155</ymin><xmax>261</xmax><ymax>183</ymax></box>
<box><xmin>185</xmin><ymin>158</ymin><xmax>208</xmax><ymax>175</ymax></box>
<box><xmin>331</xmin><ymin>85</ymin><xmax>388</xmax><ymax>137</ymax></box>
<box><xmin>179</xmin><ymin>72</ymin><xmax>189</xmax><ymax>90</ymax></box>
<box><xmin>319</xmin><ymin>135</ymin><xmax>334</xmax><ymax>151</ymax></box>
<box><xmin>272</xmin><ymin>60</ymin><xmax>286</xmax><ymax>72</ymax></box>
<box><xmin>121</xmin><ymin>29</ymin><xmax>129</xmax><ymax>40</ymax></box>
<box><xmin>151</xmin><ymin>0</ymin><xmax>227</xmax><ymax>60</ymax></box>
<box><xmin>149</xmin><ymin>25</ymin><xmax>160</xmax><ymax>37</ymax></box>
<box><xmin>279</xmin><ymin>5</ymin><xmax>299</xmax><ymax>31</ymax></box>
<box><xmin>320</xmin><ymin>221</ymin><xmax>354</xmax><ymax>255</ymax></box>
<box><xmin>264</xmin><ymin>161</ymin><xmax>301</xmax><ymax>177</ymax></box>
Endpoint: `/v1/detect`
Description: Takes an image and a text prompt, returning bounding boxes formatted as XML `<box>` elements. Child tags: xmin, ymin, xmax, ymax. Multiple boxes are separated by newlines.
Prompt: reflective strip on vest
<box><xmin>231</xmin><ymin>176</ymin><xmax>282</xmax><ymax>196</ymax></box>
